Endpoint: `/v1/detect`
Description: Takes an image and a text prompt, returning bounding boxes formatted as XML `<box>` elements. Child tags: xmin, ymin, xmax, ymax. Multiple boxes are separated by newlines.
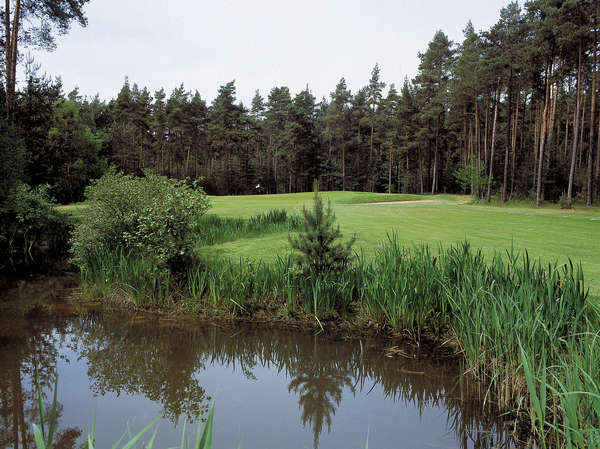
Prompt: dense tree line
<box><xmin>50</xmin><ymin>0</ymin><xmax>592</xmax><ymax>205</ymax></box>
<box><xmin>2</xmin><ymin>1</ymin><xmax>600</xmax><ymax>207</ymax></box>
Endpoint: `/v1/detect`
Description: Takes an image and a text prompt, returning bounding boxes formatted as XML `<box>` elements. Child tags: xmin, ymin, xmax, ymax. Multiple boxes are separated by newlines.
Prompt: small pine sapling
<box><xmin>289</xmin><ymin>181</ymin><xmax>355</xmax><ymax>276</ymax></box>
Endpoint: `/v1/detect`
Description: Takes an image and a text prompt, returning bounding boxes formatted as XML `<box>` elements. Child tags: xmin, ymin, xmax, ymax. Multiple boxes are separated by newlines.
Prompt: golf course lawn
<box><xmin>200</xmin><ymin>192</ymin><xmax>600</xmax><ymax>299</ymax></box>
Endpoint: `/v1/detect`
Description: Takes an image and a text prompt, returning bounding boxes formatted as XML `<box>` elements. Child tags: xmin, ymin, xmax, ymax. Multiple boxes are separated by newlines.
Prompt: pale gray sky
<box><xmin>28</xmin><ymin>0</ymin><xmax>512</xmax><ymax>105</ymax></box>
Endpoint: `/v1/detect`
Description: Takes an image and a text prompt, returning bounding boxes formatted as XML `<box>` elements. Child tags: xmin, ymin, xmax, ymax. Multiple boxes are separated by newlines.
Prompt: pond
<box><xmin>0</xmin><ymin>277</ymin><xmax>519</xmax><ymax>449</ymax></box>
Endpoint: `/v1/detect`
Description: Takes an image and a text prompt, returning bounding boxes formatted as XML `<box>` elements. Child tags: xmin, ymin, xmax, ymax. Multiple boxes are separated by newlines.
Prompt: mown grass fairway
<box><xmin>200</xmin><ymin>192</ymin><xmax>600</xmax><ymax>297</ymax></box>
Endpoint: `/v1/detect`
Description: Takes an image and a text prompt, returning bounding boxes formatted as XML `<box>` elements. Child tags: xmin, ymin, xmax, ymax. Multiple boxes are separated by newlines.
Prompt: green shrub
<box><xmin>558</xmin><ymin>192</ymin><xmax>573</xmax><ymax>209</ymax></box>
<box><xmin>70</xmin><ymin>169</ymin><xmax>210</xmax><ymax>272</ymax></box>
<box><xmin>453</xmin><ymin>158</ymin><xmax>489</xmax><ymax>197</ymax></box>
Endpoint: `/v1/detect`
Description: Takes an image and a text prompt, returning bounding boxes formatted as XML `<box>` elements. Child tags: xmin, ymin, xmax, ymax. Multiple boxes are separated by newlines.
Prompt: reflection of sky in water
<box><xmin>2</xmin><ymin>312</ymin><xmax>516</xmax><ymax>449</ymax></box>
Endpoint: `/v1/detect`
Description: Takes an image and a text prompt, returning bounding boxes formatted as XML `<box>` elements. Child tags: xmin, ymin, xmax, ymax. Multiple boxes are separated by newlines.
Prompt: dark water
<box><xmin>0</xmin><ymin>278</ymin><xmax>518</xmax><ymax>449</ymax></box>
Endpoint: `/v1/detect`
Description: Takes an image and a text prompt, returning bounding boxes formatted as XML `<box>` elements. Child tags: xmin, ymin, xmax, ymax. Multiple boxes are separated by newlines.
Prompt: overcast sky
<box><xmin>27</xmin><ymin>0</ymin><xmax>512</xmax><ymax>106</ymax></box>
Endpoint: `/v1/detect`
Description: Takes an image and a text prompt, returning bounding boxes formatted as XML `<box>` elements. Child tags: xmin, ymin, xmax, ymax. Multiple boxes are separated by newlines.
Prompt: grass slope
<box><xmin>200</xmin><ymin>192</ymin><xmax>600</xmax><ymax>298</ymax></box>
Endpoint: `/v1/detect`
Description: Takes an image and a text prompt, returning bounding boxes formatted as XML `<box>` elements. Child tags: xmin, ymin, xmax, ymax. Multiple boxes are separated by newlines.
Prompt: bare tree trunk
<box><xmin>531</xmin><ymin>97</ymin><xmax>538</xmax><ymax>191</ymax></box>
<box><xmin>431</xmin><ymin>115</ymin><xmax>440</xmax><ymax>195</ymax></box>
<box><xmin>463</xmin><ymin>105</ymin><xmax>468</xmax><ymax>163</ymax></box>
<box><xmin>388</xmin><ymin>149</ymin><xmax>392</xmax><ymax>194</ymax></box>
<box><xmin>369</xmin><ymin>110</ymin><xmax>375</xmax><ymax>192</ymax></box>
<box><xmin>542</xmin><ymin>81</ymin><xmax>559</xmax><ymax>199</ymax></box>
<box><xmin>475</xmin><ymin>95</ymin><xmax>481</xmax><ymax>160</ymax></box>
<box><xmin>487</xmin><ymin>82</ymin><xmax>501</xmax><ymax>202</ymax></box>
<box><xmin>503</xmin><ymin>70</ymin><xmax>513</xmax><ymax>202</ymax></box>
<box><xmin>588</xmin><ymin>26</ymin><xmax>597</xmax><ymax>206</ymax></box>
<box><xmin>484</xmin><ymin>98</ymin><xmax>490</xmax><ymax>167</ymax></box>
<box><xmin>510</xmin><ymin>90</ymin><xmax>520</xmax><ymax>199</ymax></box>
<box><xmin>579</xmin><ymin>92</ymin><xmax>586</xmax><ymax>169</ymax></box>
<box><xmin>565</xmin><ymin>102</ymin><xmax>570</xmax><ymax>159</ymax></box>
<box><xmin>597</xmin><ymin>108</ymin><xmax>600</xmax><ymax>198</ymax></box>
<box><xmin>184</xmin><ymin>146</ymin><xmax>191</xmax><ymax>177</ymax></box>
<box><xmin>4</xmin><ymin>0</ymin><xmax>21</xmax><ymax>117</ymax></box>
<box><xmin>568</xmin><ymin>42</ymin><xmax>583</xmax><ymax>202</ymax></box>
<box><xmin>533</xmin><ymin>101</ymin><xmax>539</xmax><ymax>192</ymax></box>
<box><xmin>342</xmin><ymin>140</ymin><xmax>346</xmax><ymax>191</ymax></box>
<box><xmin>418</xmin><ymin>146</ymin><xmax>424</xmax><ymax>195</ymax></box>
<box><xmin>536</xmin><ymin>60</ymin><xmax>552</xmax><ymax>207</ymax></box>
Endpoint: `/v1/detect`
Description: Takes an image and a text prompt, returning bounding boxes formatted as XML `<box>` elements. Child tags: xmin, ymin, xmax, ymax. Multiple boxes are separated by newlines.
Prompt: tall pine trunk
<box><xmin>342</xmin><ymin>140</ymin><xmax>346</xmax><ymax>191</ymax></box>
<box><xmin>486</xmin><ymin>82</ymin><xmax>501</xmax><ymax>202</ymax></box>
<box><xmin>536</xmin><ymin>60</ymin><xmax>552</xmax><ymax>207</ymax></box>
<box><xmin>431</xmin><ymin>115</ymin><xmax>440</xmax><ymax>195</ymax></box>
<box><xmin>4</xmin><ymin>0</ymin><xmax>21</xmax><ymax>117</ymax></box>
<box><xmin>568</xmin><ymin>41</ymin><xmax>583</xmax><ymax>202</ymax></box>
<box><xmin>388</xmin><ymin>150</ymin><xmax>392</xmax><ymax>194</ymax></box>
<box><xmin>510</xmin><ymin>90</ymin><xmax>520</xmax><ymax>199</ymax></box>
<box><xmin>587</xmin><ymin>25</ymin><xmax>597</xmax><ymax>206</ymax></box>
<box><xmin>502</xmin><ymin>70</ymin><xmax>513</xmax><ymax>202</ymax></box>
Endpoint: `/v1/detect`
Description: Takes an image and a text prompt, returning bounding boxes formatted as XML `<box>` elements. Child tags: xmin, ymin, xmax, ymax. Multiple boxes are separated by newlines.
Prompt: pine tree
<box><xmin>289</xmin><ymin>181</ymin><xmax>354</xmax><ymax>276</ymax></box>
<box><xmin>325</xmin><ymin>78</ymin><xmax>352</xmax><ymax>190</ymax></box>
<box><xmin>414</xmin><ymin>31</ymin><xmax>455</xmax><ymax>194</ymax></box>
<box><xmin>367</xmin><ymin>64</ymin><xmax>386</xmax><ymax>191</ymax></box>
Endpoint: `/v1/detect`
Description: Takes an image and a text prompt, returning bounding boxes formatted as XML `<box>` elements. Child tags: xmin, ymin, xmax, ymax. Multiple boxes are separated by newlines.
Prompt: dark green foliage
<box><xmin>45</xmin><ymin>99</ymin><xmax>106</xmax><ymax>203</ymax></box>
<box><xmin>0</xmin><ymin>118</ymin><xmax>26</xmax><ymax>202</ymax></box>
<box><xmin>70</xmin><ymin>169</ymin><xmax>210</xmax><ymax>273</ymax></box>
<box><xmin>0</xmin><ymin>183</ymin><xmax>72</xmax><ymax>273</ymax></box>
<box><xmin>289</xmin><ymin>183</ymin><xmax>355</xmax><ymax>276</ymax></box>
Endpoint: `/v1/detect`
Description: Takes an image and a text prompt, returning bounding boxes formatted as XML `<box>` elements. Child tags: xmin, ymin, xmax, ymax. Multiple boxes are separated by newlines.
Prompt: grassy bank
<box><xmin>197</xmin><ymin>192</ymin><xmax>600</xmax><ymax>299</ymax></box>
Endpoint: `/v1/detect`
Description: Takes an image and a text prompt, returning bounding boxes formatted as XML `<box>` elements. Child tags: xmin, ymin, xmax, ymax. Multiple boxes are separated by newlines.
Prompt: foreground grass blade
<box><xmin>119</xmin><ymin>417</ymin><xmax>159</xmax><ymax>449</ymax></box>
<box><xmin>195</xmin><ymin>402</ymin><xmax>215</xmax><ymax>449</ymax></box>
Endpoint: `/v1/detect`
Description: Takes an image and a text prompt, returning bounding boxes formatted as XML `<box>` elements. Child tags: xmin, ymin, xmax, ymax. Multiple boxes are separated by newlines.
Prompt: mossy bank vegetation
<box><xmin>67</xmin><ymin>170</ymin><xmax>600</xmax><ymax>448</ymax></box>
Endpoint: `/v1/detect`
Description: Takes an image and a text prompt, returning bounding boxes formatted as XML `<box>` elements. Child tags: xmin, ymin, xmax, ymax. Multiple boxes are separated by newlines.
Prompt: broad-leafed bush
<box><xmin>70</xmin><ymin>169</ymin><xmax>210</xmax><ymax>272</ymax></box>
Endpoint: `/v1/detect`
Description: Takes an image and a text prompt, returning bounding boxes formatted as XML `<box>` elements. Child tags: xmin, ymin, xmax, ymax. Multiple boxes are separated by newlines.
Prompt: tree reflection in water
<box><xmin>0</xmin><ymin>314</ymin><xmax>81</xmax><ymax>449</ymax></box>
<box><xmin>287</xmin><ymin>340</ymin><xmax>355</xmax><ymax>449</ymax></box>
<box><xmin>1</xmin><ymin>303</ymin><xmax>519</xmax><ymax>449</ymax></box>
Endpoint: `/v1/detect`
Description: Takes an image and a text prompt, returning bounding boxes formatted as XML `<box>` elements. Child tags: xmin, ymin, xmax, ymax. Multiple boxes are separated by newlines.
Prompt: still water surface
<box><xmin>0</xmin><ymin>278</ymin><xmax>517</xmax><ymax>449</ymax></box>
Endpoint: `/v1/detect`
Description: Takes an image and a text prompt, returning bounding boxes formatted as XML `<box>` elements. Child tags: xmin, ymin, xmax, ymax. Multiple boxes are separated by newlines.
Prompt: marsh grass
<box><xmin>78</xmin><ymin>247</ymin><xmax>171</xmax><ymax>306</ymax></box>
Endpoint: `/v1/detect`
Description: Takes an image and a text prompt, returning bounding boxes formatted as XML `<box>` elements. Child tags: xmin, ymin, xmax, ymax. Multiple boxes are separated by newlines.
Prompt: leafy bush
<box><xmin>453</xmin><ymin>158</ymin><xmax>489</xmax><ymax>197</ymax></box>
<box><xmin>70</xmin><ymin>169</ymin><xmax>210</xmax><ymax>272</ymax></box>
<box><xmin>288</xmin><ymin>183</ymin><xmax>354</xmax><ymax>276</ymax></box>
<box><xmin>0</xmin><ymin>183</ymin><xmax>72</xmax><ymax>273</ymax></box>
<box><xmin>558</xmin><ymin>192</ymin><xmax>573</xmax><ymax>209</ymax></box>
